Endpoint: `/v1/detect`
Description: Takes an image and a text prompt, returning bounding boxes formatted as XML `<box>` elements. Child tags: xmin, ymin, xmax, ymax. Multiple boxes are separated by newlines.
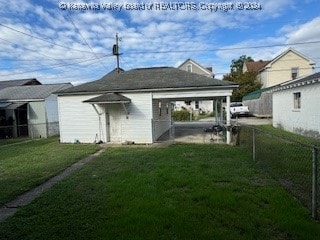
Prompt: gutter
<box><xmin>56</xmin><ymin>85</ymin><xmax>239</xmax><ymax>97</ymax></box>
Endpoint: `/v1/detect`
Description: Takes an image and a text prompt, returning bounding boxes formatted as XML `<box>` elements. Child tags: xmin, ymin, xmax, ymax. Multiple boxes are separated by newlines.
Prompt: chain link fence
<box><xmin>239</xmin><ymin>126</ymin><xmax>320</xmax><ymax>220</ymax></box>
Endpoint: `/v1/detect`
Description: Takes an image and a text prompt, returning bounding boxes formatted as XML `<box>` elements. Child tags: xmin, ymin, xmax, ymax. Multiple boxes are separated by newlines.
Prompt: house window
<box><xmin>184</xmin><ymin>101</ymin><xmax>191</xmax><ymax>105</ymax></box>
<box><xmin>166</xmin><ymin>102</ymin><xmax>169</xmax><ymax>114</ymax></box>
<box><xmin>291</xmin><ymin>67</ymin><xmax>299</xmax><ymax>80</ymax></box>
<box><xmin>186</xmin><ymin>64</ymin><xmax>192</xmax><ymax>72</ymax></box>
<box><xmin>195</xmin><ymin>101</ymin><xmax>199</xmax><ymax>110</ymax></box>
<box><xmin>293</xmin><ymin>92</ymin><xmax>301</xmax><ymax>109</ymax></box>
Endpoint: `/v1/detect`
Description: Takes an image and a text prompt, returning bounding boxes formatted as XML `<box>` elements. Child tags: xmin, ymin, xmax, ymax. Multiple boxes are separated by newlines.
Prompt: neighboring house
<box><xmin>243</xmin><ymin>48</ymin><xmax>316</xmax><ymax>117</ymax></box>
<box><xmin>176</xmin><ymin>59</ymin><xmax>214</xmax><ymax>114</ymax></box>
<box><xmin>243</xmin><ymin>48</ymin><xmax>315</xmax><ymax>89</ymax></box>
<box><xmin>56</xmin><ymin>67</ymin><xmax>237</xmax><ymax>144</ymax></box>
<box><xmin>0</xmin><ymin>83</ymin><xmax>72</xmax><ymax>139</ymax></box>
<box><xmin>0</xmin><ymin>78</ymin><xmax>41</xmax><ymax>90</ymax></box>
<box><xmin>272</xmin><ymin>72</ymin><xmax>320</xmax><ymax>139</ymax></box>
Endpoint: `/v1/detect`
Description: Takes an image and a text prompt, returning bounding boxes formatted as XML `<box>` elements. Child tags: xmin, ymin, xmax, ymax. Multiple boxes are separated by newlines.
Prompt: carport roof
<box><xmin>57</xmin><ymin>67</ymin><xmax>238</xmax><ymax>95</ymax></box>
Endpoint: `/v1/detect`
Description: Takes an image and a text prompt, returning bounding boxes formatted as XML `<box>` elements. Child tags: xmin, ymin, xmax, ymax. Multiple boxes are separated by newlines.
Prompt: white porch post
<box><xmin>226</xmin><ymin>96</ymin><xmax>231</xmax><ymax>144</ymax></box>
<box><xmin>215</xmin><ymin>99</ymin><xmax>218</xmax><ymax>123</ymax></box>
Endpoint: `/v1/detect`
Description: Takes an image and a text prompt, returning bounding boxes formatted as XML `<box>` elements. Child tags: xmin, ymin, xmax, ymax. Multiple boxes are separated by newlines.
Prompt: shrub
<box><xmin>172</xmin><ymin>110</ymin><xmax>191</xmax><ymax>121</ymax></box>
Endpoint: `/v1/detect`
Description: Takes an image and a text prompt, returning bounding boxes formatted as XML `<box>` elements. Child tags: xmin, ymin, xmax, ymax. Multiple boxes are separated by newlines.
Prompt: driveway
<box><xmin>174</xmin><ymin>121</ymin><xmax>224</xmax><ymax>143</ymax></box>
<box><xmin>158</xmin><ymin>117</ymin><xmax>272</xmax><ymax>143</ymax></box>
<box><xmin>232</xmin><ymin>116</ymin><xmax>272</xmax><ymax>126</ymax></box>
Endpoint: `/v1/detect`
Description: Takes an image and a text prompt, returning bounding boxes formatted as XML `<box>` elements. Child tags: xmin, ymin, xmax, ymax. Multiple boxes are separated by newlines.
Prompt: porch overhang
<box><xmin>83</xmin><ymin>93</ymin><xmax>131</xmax><ymax>115</ymax></box>
<box><xmin>83</xmin><ymin>93</ymin><xmax>131</xmax><ymax>104</ymax></box>
<box><xmin>0</xmin><ymin>102</ymin><xmax>27</xmax><ymax>110</ymax></box>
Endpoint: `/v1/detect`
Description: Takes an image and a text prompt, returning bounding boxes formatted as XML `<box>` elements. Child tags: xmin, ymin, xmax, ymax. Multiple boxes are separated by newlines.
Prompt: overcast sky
<box><xmin>0</xmin><ymin>0</ymin><xmax>319</xmax><ymax>85</ymax></box>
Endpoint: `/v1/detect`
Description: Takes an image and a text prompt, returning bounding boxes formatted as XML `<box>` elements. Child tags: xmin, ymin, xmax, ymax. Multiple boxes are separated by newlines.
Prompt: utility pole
<box><xmin>113</xmin><ymin>34</ymin><xmax>120</xmax><ymax>73</ymax></box>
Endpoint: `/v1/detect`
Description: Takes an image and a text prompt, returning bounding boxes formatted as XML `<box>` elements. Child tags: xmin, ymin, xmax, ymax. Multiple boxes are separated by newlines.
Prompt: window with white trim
<box><xmin>291</xmin><ymin>67</ymin><xmax>299</xmax><ymax>80</ymax></box>
<box><xmin>293</xmin><ymin>92</ymin><xmax>301</xmax><ymax>109</ymax></box>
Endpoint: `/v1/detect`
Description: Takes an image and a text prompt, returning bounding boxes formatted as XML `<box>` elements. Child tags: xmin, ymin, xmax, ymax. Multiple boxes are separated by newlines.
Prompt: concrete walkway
<box><xmin>0</xmin><ymin>148</ymin><xmax>105</xmax><ymax>223</ymax></box>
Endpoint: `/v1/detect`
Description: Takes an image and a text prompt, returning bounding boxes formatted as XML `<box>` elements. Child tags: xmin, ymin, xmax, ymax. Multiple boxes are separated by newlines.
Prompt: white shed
<box><xmin>57</xmin><ymin>67</ymin><xmax>238</xmax><ymax>144</ymax></box>
<box><xmin>273</xmin><ymin>72</ymin><xmax>320</xmax><ymax>139</ymax></box>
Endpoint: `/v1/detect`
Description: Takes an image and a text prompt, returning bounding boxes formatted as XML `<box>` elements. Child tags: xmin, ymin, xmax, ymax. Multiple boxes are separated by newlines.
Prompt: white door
<box><xmin>105</xmin><ymin>112</ymin><xmax>110</xmax><ymax>142</ymax></box>
<box><xmin>109</xmin><ymin>104</ymin><xmax>122</xmax><ymax>142</ymax></box>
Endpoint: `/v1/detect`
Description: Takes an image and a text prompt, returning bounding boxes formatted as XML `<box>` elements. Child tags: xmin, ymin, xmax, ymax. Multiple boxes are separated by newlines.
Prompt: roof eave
<box><xmin>84</xmin><ymin>101</ymin><xmax>131</xmax><ymax>104</ymax></box>
<box><xmin>57</xmin><ymin>85</ymin><xmax>238</xmax><ymax>97</ymax></box>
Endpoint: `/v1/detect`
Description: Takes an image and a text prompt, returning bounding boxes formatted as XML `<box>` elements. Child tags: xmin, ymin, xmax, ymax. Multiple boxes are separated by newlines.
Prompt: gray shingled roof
<box><xmin>0</xmin><ymin>83</ymin><xmax>72</xmax><ymax>101</ymax></box>
<box><xmin>57</xmin><ymin>67</ymin><xmax>237</xmax><ymax>95</ymax></box>
<box><xmin>273</xmin><ymin>72</ymin><xmax>320</xmax><ymax>92</ymax></box>
<box><xmin>0</xmin><ymin>78</ymin><xmax>41</xmax><ymax>90</ymax></box>
<box><xmin>83</xmin><ymin>93</ymin><xmax>131</xmax><ymax>103</ymax></box>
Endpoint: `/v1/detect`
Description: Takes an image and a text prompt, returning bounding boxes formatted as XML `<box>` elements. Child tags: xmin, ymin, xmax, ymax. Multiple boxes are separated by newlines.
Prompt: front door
<box><xmin>105</xmin><ymin>112</ymin><xmax>110</xmax><ymax>142</ymax></box>
<box><xmin>108</xmin><ymin>104</ymin><xmax>122</xmax><ymax>142</ymax></box>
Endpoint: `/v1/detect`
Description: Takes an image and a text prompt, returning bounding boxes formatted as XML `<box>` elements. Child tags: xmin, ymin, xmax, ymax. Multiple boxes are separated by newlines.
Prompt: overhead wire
<box><xmin>0</xmin><ymin>23</ymin><xmax>101</xmax><ymax>54</ymax></box>
<box><xmin>63</xmin><ymin>13</ymin><xmax>108</xmax><ymax>70</ymax></box>
<box><xmin>123</xmin><ymin>40</ymin><xmax>320</xmax><ymax>55</ymax></box>
<box><xmin>0</xmin><ymin>54</ymin><xmax>113</xmax><ymax>77</ymax></box>
<box><xmin>0</xmin><ymin>37</ymin><xmax>104</xmax><ymax>70</ymax></box>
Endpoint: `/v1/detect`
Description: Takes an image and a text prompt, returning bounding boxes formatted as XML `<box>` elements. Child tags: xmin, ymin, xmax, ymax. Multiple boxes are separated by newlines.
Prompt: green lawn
<box><xmin>256</xmin><ymin>125</ymin><xmax>320</xmax><ymax>147</ymax></box>
<box><xmin>0</xmin><ymin>137</ymin><xmax>100</xmax><ymax>205</ymax></box>
<box><xmin>239</xmin><ymin>125</ymin><xmax>319</xmax><ymax>214</ymax></box>
<box><xmin>0</xmin><ymin>137</ymin><xmax>31</xmax><ymax>147</ymax></box>
<box><xmin>1</xmin><ymin>144</ymin><xmax>319</xmax><ymax>240</ymax></box>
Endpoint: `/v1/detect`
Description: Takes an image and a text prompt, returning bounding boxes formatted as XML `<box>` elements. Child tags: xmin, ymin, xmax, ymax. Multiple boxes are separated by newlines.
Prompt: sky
<box><xmin>0</xmin><ymin>0</ymin><xmax>320</xmax><ymax>85</ymax></box>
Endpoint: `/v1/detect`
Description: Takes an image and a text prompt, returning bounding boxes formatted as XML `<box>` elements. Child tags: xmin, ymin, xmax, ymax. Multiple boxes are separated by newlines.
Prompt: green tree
<box><xmin>223</xmin><ymin>70</ymin><xmax>261</xmax><ymax>102</ymax></box>
<box><xmin>230</xmin><ymin>55</ymin><xmax>254</xmax><ymax>73</ymax></box>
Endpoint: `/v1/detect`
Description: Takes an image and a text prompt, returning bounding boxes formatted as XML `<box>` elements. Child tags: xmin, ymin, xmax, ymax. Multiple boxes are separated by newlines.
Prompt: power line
<box><xmin>0</xmin><ymin>37</ymin><xmax>104</xmax><ymax>71</ymax></box>
<box><xmin>0</xmin><ymin>56</ymin><xmax>98</xmax><ymax>62</ymax></box>
<box><xmin>64</xmin><ymin>13</ymin><xmax>108</xmax><ymax>70</ymax></box>
<box><xmin>0</xmin><ymin>23</ymin><xmax>98</xmax><ymax>54</ymax></box>
<box><xmin>123</xmin><ymin>40</ymin><xmax>320</xmax><ymax>55</ymax></box>
<box><xmin>120</xmin><ymin>55</ymin><xmax>133</xmax><ymax>70</ymax></box>
<box><xmin>0</xmin><ymin>37</ymin><xmax>62</xmax><ymax>62</ymax></box>
<box><xmin>215</xmin><ymin>66</ymin><xmax>320</xmax><ymax>76</ymax></box>
<box><xmin>0</xmin><ymin>54</ymin><xmax>113</xmax><ymax>77</ymax></box>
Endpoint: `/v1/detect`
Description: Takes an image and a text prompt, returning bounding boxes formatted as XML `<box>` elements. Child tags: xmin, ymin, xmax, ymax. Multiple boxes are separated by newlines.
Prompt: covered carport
<box><xmin>152</xmin><ymin>87</ymin><xmax>236</xmax><ymax>144</ymax></box>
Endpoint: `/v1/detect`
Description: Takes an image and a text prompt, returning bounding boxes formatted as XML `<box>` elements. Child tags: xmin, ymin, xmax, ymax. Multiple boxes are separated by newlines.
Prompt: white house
<box><xmin>0</xmin><ymin>83</ymin><xmax>72</xmax><ymax>138</ymax></box>
<box><xmin>273</xmin><ymin>72</ymin><xmax>320</xmax><ymax>139</ymax></box>
<box><xmin>176</xmin><ymin>59</ymin><xmax>214</xmax><ymax>114</ymax></box>
<box><xmin>56</xmin><ymin>67</ymin><xmax>237</xmax><ymax>144</ymax></box>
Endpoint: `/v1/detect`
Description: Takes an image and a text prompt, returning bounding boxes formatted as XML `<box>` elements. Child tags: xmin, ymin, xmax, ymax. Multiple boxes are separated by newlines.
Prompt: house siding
<box><xmin>58</xmin><ymin>95</ymin><xmax>103</xmax><ymax>143</ymax></box>
<box><xmin>273</xmin><ymin>83</ymin><xmax>320</xmax><ymax>139</ymax></box>
<box><xmin>179</xmin><ymin>61</ymin><xmax>211</xmax><ymax>77</ymax></box>
<box><xmin>28</xmin><ymin>101</ymin><xmax>47</xmax><ymax>138</ymax></box>
<box><xmin>45</xmin><ymin>94</ymin><xmax>60</xmax><ymax>136</ymax></box>
<box><xmin>58</xmin><ymin>93</ymin><xmax>154</xmax><ymax>144</ymax></box>
<box><xmin>113</xmin><ymin>92</ymin><xmax>153</xmax><ymax>143</ymax></box>
<box><xmin>261</xmin><ymin>51</ymin><xmax>313</xmax><ymax>88</ymax></box>
<box><xmin>177</xmin><ymin>60</ymin><xmax>213</xmax><ymax>113</ymax></box>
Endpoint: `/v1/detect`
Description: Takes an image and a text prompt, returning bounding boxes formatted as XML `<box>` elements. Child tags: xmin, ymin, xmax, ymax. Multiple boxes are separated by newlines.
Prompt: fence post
<box><xmin>312</xmin><ymin>147</ymin><xmax>318</xmax><ymax>220</ymax></box>
<box><xmin>252</xmin><ymin>128</ymin><xmax>256</xmax><ymax>162</ymax></box>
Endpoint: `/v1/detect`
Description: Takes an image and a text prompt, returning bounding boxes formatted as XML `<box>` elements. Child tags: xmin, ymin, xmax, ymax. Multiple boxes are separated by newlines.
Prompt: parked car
<box><xmin>230</xmin><ymin>102</ymin><xmax>250</xmax><ymax>118</ymax></box>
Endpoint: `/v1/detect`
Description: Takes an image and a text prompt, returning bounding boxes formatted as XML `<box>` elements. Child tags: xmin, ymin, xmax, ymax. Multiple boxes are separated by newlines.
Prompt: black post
<box><xmin>312</xmin><ymin>147</ymin><xmax>318</xmax><ymax>220</ymax></box>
